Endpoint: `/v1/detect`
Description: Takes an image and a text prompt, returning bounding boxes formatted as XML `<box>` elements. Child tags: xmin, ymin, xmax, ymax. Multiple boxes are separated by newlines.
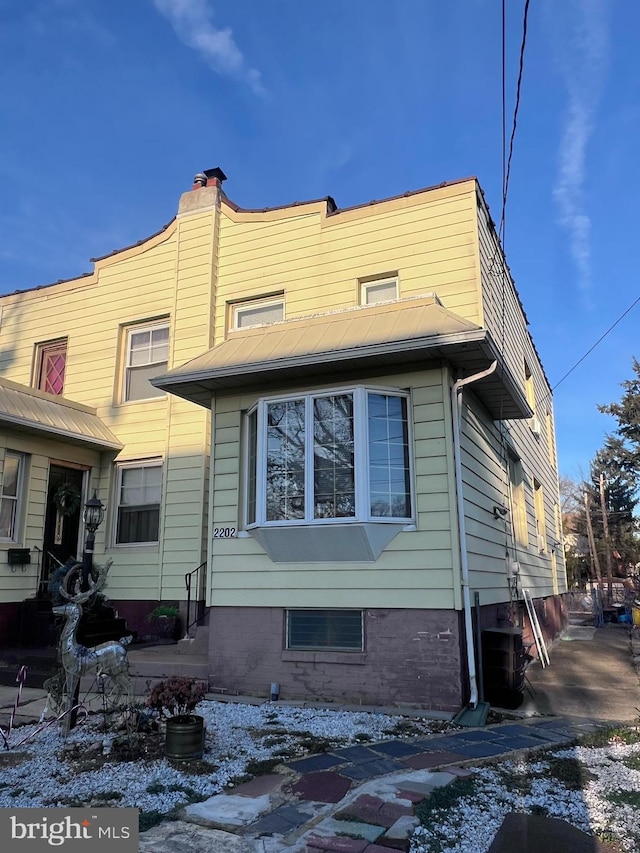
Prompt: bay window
<box><xmin>246</xmin><ymin>388</ymin><xmax>412</xmax><ymax>526</ymax></box>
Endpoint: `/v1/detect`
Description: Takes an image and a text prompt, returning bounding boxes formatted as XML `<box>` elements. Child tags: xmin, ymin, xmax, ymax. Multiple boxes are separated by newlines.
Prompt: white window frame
<box><xmin>0</xmin><ymin>451</ymin><xmax>26</xmax><ymax>543</ymax></box>
<box><xmin>114</xmin><ymin>460</ymin><xmax>163</xmax><ymax>546</ymax></box>
<box><xmin>122</xmin><ymin>321</ymin><xmax>170</xmax><ymax>403</ymax></box>
<box><xmin>360</xmin><ymin>278</ymin><xmax>398</xmax><ymax>305</ymax></box>
<box><xmin>245</xmin><ymin>385</ymin><xmax>414</xmax><ymax>528</ymax></box>
<box><xmin>231</xmin><ymin>297</ymin><xmax>285</xmax><ymax>331</ymax></box>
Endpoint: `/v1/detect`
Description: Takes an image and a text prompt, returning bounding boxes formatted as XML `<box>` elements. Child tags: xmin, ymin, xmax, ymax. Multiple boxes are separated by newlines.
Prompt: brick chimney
<box><xmin>192</xmin><ymin>167</ymin><xmax>227</xmax><ymax>191</ymax></box>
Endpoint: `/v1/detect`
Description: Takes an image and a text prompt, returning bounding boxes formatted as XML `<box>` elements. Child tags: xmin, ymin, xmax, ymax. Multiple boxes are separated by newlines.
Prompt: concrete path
<box><xmin>522</xmin><ymin>625</ymin><xmax>640</xmax><ymax>721</ymax></box>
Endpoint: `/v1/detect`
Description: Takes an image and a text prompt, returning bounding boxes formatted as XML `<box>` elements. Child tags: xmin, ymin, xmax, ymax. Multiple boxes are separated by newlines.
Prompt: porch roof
<box><xmin>153</xmin><ymin>295</ymin><xmax>531</xmax><ymax>420</ymax></box>
<box><xmin>0</xmin><ymin>378</ymin><xmax>123</xmax><ymax>450</ymax></box>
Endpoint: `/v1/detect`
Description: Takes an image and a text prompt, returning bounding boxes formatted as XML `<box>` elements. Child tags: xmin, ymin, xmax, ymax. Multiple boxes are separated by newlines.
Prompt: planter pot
<box><xmin>165</xmin><ymin>714</ymin><xmax>205</xmax><ymax>761</ymax></box>
<box><xmin>151</xmin><ymin>615</ymin><xmax>180</xmax><ymax>642</ymax></box>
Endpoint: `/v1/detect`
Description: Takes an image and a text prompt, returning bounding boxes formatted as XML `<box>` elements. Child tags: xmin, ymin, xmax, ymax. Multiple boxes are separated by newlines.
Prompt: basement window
<box><xmin>286</xmin><ymin>609</ymin><xmax>364</xmax><ymax>651</ymax></box>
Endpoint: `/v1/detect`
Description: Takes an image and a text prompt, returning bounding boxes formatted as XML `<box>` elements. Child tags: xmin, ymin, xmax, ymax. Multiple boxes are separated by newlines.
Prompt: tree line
<box><xmin>563</xmin><ymin>359</ymin><xmax>640</xmax><ymax>596</ymax></box>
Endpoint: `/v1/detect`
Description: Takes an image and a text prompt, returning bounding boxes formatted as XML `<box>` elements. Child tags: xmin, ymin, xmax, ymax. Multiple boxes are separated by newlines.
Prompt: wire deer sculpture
<box><xmin>51</xmin><ymin>560</ymin><xmax>133</xmax><ymax>736</ymax></box>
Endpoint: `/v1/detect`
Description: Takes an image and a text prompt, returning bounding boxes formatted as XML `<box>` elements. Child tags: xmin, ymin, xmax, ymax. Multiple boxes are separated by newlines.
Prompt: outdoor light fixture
<box><xmin>83</xmin><ymin>491</ymin><xmax>105</xmax><ymax>533</ymax></box>
<box><xmin>81</xmin><ymin>491</ymin><xmax>105</xmax><ymax>591</ymax></box>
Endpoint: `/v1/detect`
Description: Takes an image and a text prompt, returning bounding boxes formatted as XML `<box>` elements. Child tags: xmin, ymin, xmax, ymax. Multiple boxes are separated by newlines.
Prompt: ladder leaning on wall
<box><xmin>523</xmin><ymin>589</ymin><xmax>550</xmax><ymax>667</ymax></box>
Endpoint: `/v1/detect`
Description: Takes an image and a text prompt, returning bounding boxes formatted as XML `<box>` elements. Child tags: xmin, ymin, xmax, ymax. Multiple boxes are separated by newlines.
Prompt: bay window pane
<box><xmin>313</xmin><ymin>394</ymin><xmax>355</xmax><ymax>519</ymax></box>
<box><xmin>247</xmin><ymin>409</ymin><xmax>257</xmax><ymax>525</ymax></box>
<box><xmin>368</xmin><ymin>393</ymin><xmax>410</xmax><ymax>518</ymax></box>
<box><xmin>266</xmin><ymin>399</ymin><xmax>305</xmax><ymax>520</ymax></box>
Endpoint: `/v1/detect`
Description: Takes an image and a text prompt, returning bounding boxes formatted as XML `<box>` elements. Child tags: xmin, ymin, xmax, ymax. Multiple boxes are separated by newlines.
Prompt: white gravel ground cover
<box><xmin>0</xmin><ymin>700</ymin><xmax>435</xmax><ymax>816</ymax></box>
<box><xmin>410</xmin><ymin>735</ymin><xmax>640</xmax><ymax>853</ymax></box>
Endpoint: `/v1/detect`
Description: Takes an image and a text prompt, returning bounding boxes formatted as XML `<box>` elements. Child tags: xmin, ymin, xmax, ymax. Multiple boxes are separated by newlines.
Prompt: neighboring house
<box><xmin>0</xmin><ymin>169</ymin><xmax>566</xmax><ymax>711</ymax></box>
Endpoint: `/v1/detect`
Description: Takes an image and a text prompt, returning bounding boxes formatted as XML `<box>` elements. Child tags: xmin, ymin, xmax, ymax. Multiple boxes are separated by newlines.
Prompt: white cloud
<box><xmin>153</xmin><ymin>0</ymin><xmax>263</xmax><ymax>94</ymax></box>
<box><xmin>550</xmin><ymin>0</ymin><xmax>609</xmax><ymax>296</ymax></box>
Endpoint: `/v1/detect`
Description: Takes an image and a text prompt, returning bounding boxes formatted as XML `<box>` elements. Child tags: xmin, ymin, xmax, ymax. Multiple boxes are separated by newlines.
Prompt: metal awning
<box><xmin>0</xmin><ymin>378</ymin><xmax>122</xmax><ymax>450</ymax></box>
<box><xmin>153</xmin><ymin>295</ymin><xmax>531</xmax><ymax>420</ymax></box>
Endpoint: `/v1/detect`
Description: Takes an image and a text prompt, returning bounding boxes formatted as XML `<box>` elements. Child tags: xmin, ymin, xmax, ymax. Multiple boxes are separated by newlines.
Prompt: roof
<box><xmin>153</xmin><ymin>296</ymin><xmax>531</xmax><ymax>419</ymax></box>
<box><xmin>0</xmin><ymin>378</ymin><xmax>123</xmax><ymax>451</ymax></box>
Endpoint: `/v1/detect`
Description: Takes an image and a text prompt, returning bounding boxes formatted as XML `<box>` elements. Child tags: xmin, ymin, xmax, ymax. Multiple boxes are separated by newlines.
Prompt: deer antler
<box><xmin>59</xmin><ymin>559</ymin><xmax>112</xmax><ymax>604</ymax></box>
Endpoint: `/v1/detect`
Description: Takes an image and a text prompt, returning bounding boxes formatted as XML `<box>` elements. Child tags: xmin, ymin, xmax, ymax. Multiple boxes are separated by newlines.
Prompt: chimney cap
<box><xmin>203</xmin><ymin>167</ymin><xmax>227</xmax><ymax>183</ymax></box>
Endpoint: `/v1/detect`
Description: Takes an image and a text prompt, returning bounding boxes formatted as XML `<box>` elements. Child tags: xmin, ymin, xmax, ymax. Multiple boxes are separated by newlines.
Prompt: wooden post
<box><xmin>584</xmin><ymin>492</ymin><xmax>602</xmax><ymax>587</ymax></box>
<box><xmin>599</xmin><ymin>473</ymin><xmax>614</xmax><ymax>606</ymax></box>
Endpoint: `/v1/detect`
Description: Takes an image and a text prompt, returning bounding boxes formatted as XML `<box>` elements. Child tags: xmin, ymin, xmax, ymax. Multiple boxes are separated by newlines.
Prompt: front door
<box><xmin>42</xmin><ymin>464</ymin><xmax>86</xmax><ymax>586</ymax></box>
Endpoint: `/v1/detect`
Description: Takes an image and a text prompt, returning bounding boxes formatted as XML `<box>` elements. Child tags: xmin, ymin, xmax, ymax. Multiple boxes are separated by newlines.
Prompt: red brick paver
<box><xmin>293</xmin><ymin>771</ymin><xmax>352</xmax><ymax>803</ymax></box>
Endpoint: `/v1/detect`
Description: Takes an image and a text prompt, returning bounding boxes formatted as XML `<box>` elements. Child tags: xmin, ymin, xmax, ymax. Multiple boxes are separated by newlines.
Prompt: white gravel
<box><xmin>410</xmin><ymin>736</ymin><xmax>640</xmax><ymax>853</ymax></box>
<box><xmin>0</xmin><ymin>700</ymin><xmax>433</xmax><ymax>815</ymax></box>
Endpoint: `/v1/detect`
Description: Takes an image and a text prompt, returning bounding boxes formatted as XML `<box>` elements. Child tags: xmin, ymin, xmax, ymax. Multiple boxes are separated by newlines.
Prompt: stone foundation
<box><xmin>208</xmin><ymin>607</ymin><xmax>466</xmax><ymax>711</ymax></box>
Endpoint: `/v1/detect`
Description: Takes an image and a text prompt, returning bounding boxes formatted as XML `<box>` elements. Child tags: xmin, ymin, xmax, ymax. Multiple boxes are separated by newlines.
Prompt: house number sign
<box><xmin>213</xmin><ymin>527</ymin><xmax>237</xmax><ymax>538</ymax></box>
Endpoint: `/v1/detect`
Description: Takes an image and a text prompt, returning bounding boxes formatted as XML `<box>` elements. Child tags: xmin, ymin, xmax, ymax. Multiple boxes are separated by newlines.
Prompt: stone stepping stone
<box><xmin>402</xmin><ymin>750</ymin><xmax>465</xmax><ymax>769</ymax></box>
<box><xmin>288</xmin><ymin>753</ymin><xmax>348</xmax><ymax>773</ymax></box>
<box><xmin>231</xmin><ymin>772</ymin><xmax>287</xmax><ymax>798</ymax></box>
<box><xmin>292</xmin><ymin>770</ymin><xmax>352</xmax><ymax>803</ymax></box>
<box><xmin>306</xmin><ymin>835</ymin><xmax>369</xmax><ymax>852</ymax></box>
<box><xmin>488</xmin><ymin>813</ymin><xmax>620</xmax><ymax>852</ymax></box>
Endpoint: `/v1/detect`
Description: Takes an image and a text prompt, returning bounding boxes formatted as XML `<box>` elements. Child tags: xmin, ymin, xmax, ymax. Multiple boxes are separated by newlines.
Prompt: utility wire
<box><xmin>549</xmin><ymin>295</ymin><xmax>640</xmax><ymax>394</ymax></box>
<box><xmin>498</xmin><ymin>0</ymin><xmax>531</xmax><ymax>242</ymax></box>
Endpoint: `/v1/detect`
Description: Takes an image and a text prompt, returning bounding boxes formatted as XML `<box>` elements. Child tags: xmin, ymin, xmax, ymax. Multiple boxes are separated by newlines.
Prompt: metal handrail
<box><xmin>184</xmin><ymin>561</ymin><xmax>207</xmax><ymax>638</ymax></box>
<box><xmin>34</xmin><ymin>546</ymin><xmax>65</xmax><ymax>598</ymax></box>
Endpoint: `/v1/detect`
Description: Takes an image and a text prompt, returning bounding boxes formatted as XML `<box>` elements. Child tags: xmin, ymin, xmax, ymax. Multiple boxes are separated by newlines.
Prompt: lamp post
<box><xmin>81</xmin><ymin>491</ymin><xmax>105</xmax><ymax>592</ymax></box>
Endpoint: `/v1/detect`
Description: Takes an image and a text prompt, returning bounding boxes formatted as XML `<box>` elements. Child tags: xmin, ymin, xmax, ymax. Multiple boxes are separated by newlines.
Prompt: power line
<box><xmin>551</xmin><ymin>295</ymin><xmax>640</xmax><ymax>393</ymax></box>
<box><xmin>499</xmin><ymin>0</ymin><xmax>531</xmax><ymax>243</ymax></box>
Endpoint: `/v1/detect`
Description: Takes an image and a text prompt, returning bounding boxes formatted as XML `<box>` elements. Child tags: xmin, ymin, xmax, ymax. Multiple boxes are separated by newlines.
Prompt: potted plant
<box><xmin>147</xmin><ymin>604</ymin><xmax>180</xmax><ymax>642</ymax></box>
<box><xmin>146</xmin><ymin>675</ymin><xmax>207</xmax><ymax>760</ymax></box>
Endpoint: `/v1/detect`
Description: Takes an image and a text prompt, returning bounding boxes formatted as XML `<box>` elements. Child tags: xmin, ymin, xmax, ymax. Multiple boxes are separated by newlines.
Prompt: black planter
<box><xmin>165</xmin><ymin>714</ymin><xmax>205</xmax><ymax>761</ymax></box>
<box><xmin>150</xmin><ymin>615</ymin><xmax>180</xmax><ymax>642</ymax></box>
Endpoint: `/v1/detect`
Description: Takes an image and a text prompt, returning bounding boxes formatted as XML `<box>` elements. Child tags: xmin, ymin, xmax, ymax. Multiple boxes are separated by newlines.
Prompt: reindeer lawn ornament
<box><xmin>52</xmin><ymin>561</ymin><xmax>133</xmax><ymax>737</ymax></box>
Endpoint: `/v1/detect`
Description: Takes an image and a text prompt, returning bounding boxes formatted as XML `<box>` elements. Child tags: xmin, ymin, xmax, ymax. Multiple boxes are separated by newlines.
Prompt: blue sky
<box><xmin>0</xmin><ymin>0</ymin><xmax>638</xmax><ymax>481</ymax></box>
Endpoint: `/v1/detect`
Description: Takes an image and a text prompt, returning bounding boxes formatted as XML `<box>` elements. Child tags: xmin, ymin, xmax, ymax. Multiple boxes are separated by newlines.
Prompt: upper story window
<box><xmin>508</xmin><ymin>453</ymin><xmax>528</xmax><ymax>548</ymax></box>
<box><xmin>524</xmin><ymin>360</ymin><xmax>535</xmax><ymax>411</ymax></box>
<box><xmin>35</xmin><ymin>339</ymin><xmax>67</xmax><ymax>396</ymax></box>
<box><xmin>246</xmin><ymin>387</ymin><xmax>412</xmax><ymax>526</ymax></box>
<box><xmin>231</xmin><ymin>297</ymin><xmax>284</xmax><ymax>331</ymax></box>
<box><xmin>534</xmin><ymin>479</ymin><xmax>546</xmax><ymax>553</ymax></box>
<box><xmin>0</xmin><ymin>451</ymin><xmax>26</xmax><ymax>542</ymax></box>
<box><xmin>115</xmin><ymin>461</ymin><xmax>162</xmax><ymax>545</ymax></box>
<box><xmin>123</xmin><ymin>322</ymin><xmax>169</xmax><ymax>402</ymax></box>
<box><xmin>361</xmin><ymin>278</ymin><xmax>398</xmax><ymax>305</ymax></box>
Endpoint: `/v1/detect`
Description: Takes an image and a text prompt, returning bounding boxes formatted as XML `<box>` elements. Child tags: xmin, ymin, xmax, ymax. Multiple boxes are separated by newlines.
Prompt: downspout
<box><xmin>451</xmin><ymin>360</ymin><xmax>498</xmax><ymax>709</ymax></box>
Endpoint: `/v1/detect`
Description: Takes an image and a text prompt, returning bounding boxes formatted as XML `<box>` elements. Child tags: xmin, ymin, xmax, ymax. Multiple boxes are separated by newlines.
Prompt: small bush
<box><xmin>146</xmin><ymin>676</ymin><xmax>207</xmax><ymax>719</ymax></box>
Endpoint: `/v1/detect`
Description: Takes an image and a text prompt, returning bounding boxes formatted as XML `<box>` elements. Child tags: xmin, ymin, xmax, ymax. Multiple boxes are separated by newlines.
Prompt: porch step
<box><xmin>177</xmin><ymin>624</ymin><xmax>209</xmax><ymax>655</ymax></box>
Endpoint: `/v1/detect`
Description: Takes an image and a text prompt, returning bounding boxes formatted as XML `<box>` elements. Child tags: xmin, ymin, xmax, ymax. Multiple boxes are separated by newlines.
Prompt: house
<box><xmin>0</xmin><ymin>168</ymin><xmax>566</xmax><ymax>711</ymax></box>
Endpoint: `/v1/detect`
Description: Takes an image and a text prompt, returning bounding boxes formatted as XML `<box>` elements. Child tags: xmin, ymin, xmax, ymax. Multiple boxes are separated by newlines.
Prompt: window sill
<box><xmin>249</xmin><ymin>522</ymin><xmax>406</xmax><ymax>563</ymax></box>
<box><xmin>282</xmin><ymin>650</ymin><xmax>367</xmax><ymax>665</ymax></box>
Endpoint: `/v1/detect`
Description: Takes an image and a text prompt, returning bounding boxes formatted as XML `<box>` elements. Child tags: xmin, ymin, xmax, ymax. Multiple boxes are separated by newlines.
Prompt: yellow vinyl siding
<box><xmin>207</xmin><ymin>368</ymin><xmax>458</xmax><ymax>610</ymax></box>
<box><xmin>0</xmin><ymin>205</ymin><xmax>214</xmax><ymax>602</ymax></box>
<box><xmin>216</xmin><ymin>182</ymin><xmax>481</xmax><ymax>345</ymax></box>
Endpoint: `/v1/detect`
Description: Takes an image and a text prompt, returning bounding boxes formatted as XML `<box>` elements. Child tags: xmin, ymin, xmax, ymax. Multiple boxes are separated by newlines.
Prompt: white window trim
<box><xmin>231</xmin><ymin>297</ymin><xmax>285</xmax><ymax>331</ymax></box>
<box><xmin>246</xmin><ymin>385</ymin><xmax>414</xmax><ymax>528</ymax></box>
<box><xmin>0</xmin><ymin>451</ymin><xmax>26</xmax><ymax>543</ymax></box>
<box><xmin>360</xmin><ymin>278</ymin><xmax>398</xmax><ymax>305</ymax></box>
<box><xmin>122</xmin><ymin>321</ymin><xmax>169</xmax><ymax>403</ymax></box>
<box><xmin>113</xmin><ymin>460</ymin><xmax>163</xmax><ymax>547</ymax></box>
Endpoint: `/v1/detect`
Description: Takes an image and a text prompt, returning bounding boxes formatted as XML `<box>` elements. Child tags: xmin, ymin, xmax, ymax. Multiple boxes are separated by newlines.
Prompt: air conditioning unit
<box><xmin>530</xmin><ymin>416</ymin><xmax>541</xmax><ymax>437</ymax></box>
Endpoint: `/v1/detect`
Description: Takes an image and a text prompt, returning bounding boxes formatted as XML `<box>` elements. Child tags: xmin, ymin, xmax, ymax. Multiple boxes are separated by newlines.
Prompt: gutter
<box><xmin>451</xmin><ymin>360</ymin><xmax>498</xmax><ymax>709</ymax></box>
